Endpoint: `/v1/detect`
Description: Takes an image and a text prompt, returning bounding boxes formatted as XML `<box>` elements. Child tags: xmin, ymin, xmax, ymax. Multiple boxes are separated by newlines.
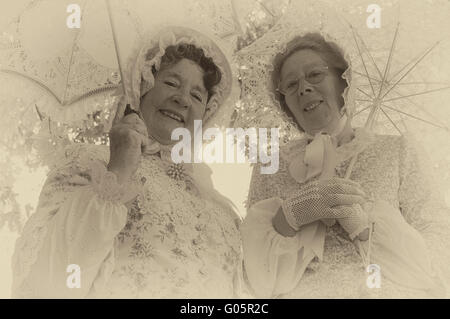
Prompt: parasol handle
<box><xmin>344</xmin><ymin>155</ymin><xmax>357</xmax><ymax>179</ymax></box>
<box><xmin>344</xmin><ymin>104</ymin><xmax>379</xmax><ymax>260</ymax></box>
<box><xmin>105</xmin><ymin>0</ymin><xmax>128</xmax><ymax>104</ymax></box>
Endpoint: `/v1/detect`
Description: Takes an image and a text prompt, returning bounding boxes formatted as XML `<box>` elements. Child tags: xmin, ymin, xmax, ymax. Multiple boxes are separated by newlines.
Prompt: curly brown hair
<box><xmin>147</xmin><ymin>43</ymin><xmax>222</xmax><ymax>102</ymax></box>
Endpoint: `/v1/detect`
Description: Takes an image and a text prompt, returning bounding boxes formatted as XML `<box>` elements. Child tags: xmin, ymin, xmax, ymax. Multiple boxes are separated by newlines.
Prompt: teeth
<box><xmin>161</xmin><ymin>110</ymin><xmax>183</xmax><ymax>122</ymax></box>
<box><xmin>305</xmin><ymin>101</ymin><xmax>322</xmax><ymax>112</ymax></box>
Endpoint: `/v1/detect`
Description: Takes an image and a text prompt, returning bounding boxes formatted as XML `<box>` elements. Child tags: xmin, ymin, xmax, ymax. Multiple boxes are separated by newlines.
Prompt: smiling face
<box><xmin>280</xmin><ymin>49</ymin><xmax>347</xmax><ymax>135</ymax></box>
<box><xmin>140</xmin><ymin>58</ymin><xmax>208</xmax><ymax>145</ymax></box>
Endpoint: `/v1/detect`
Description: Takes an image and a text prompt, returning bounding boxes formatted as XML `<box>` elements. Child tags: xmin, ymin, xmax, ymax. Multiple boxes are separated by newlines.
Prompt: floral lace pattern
<box><xmin>247</xmin><ymin>132</ymin><xmax>450</xmax><ymax>298</ymax></box>
<box><xmin>103</xmin><ymin>154</ymin><xmax>242</xmax><ymax>298</ymax></box>
<box><xmin>12</xmin><ymin>143</ymin><xmax>242</xmax><ymax>298</ymax></box>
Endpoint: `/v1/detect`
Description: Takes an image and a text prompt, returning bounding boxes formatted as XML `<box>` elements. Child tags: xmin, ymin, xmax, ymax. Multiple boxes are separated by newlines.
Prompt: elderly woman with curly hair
<box><xmin>12</xmin><ymin>26</ymin><xmax>242</xmax><ymax>299</ymax></box>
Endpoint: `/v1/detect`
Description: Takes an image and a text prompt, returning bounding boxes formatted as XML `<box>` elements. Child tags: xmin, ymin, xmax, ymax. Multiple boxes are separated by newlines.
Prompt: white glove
<box><xmin>281</xmin><ymin>177</ymin><xmax>369</xmax><ymax>239</ymax></box>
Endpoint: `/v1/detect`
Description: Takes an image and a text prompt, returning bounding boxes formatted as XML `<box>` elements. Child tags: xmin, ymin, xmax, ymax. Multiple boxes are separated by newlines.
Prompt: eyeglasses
<box><xmin>277</xmin><ymin>66</ymin><xmax>329</xmax><ymax>96</ymax></box>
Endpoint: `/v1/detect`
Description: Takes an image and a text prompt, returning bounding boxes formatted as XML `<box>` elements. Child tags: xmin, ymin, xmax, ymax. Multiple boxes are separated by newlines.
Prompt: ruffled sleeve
<box><xmin>241</xmin><ymin>197</ymin><xmax>326</xmax><ymax>298</ymax></box>
<box><xmin>11</xmin><ymin>143</ymin><xmax>138</xmax><ymax>298</ymax></box>
<box><xmin>242</xmin><ymin>163</ymin><xmax>325</xmax><ymax>298</ymax></box>
<box><xmin>398</xmin><ymin>134</ymin><xmax>450</xmax><ymax>291</ymax></box>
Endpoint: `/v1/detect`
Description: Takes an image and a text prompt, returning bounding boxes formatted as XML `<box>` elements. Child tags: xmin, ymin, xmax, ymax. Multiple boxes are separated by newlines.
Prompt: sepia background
<box><xmin>1</xmin><ymin>0</ymin><xmax>449</xmax><ymax>298</ymax></box>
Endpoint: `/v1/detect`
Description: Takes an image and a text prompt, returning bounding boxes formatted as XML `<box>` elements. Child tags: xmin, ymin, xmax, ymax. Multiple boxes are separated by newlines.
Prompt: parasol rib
<box><xmin>353</xmin><ymin>105</ymin><xmax>372</xmax><ymax>117</ymax></box>
<box><xmin>379</xmin><ymin>106</ymin><xmax>403</xmax><ymax>135</ymax></box>
<box><xmin>390</xmin><ymin>88</ymin><xmax>449</xmax><ymax>129</ymax></box>
<box><xmin>353</xmin><ymin>71</ymin><xmax>381</xmax><ymax>84</ymax></box>
<box><xmin>350</xmin><ymin>24</ymin><xmax>376</xmax><ymax>97</ymax></box>
<box><xmin>382</xmin><ymin>104</ymin><xmax>448</xmax><ymax>130</ymax></box>
<box><xmin>62</xmin><ymin>0</ymin><xmax>87</xmax><ymax>104</ymax></box>
<box><xmin>357</xmin><ymin>87</ymin><xmax>374</xmax><ymax>99</ymax></box>
<box><xmin>353</xmin><ymin>27</ymin><xmax>384</xmax><ymax>79</ymax></box>
<box><xmin>256</xmin><ymin>0</ymin><xmax>276</xmax><ymax>18</ymax></box>
<box><xmin>389</xmin><ymin>41</ymin><xmax>441</xmax><ymax>83</ymax></box>
<box><xmin>381</xmin><ymin>41</ymin><xmax>441</xmax><ymax>101</ymax></box>
<box><xmin>34</xmin><ymin>104</ymin><xmax>45</xmax><ymax>121</ymax></box>
<box><xmin>377</xmin><ymin>23</ymin><xmax>400</xmax><ymax>100</ymax></box>
<box><xmin>105</xmin><ymin>0</ymin><xmax>128</xmax><ymax>105</ymax></box>
<box><xmin>384</xmin><ymin>86</ymin><xmax>450</xmax><ymax>102</ymax></box>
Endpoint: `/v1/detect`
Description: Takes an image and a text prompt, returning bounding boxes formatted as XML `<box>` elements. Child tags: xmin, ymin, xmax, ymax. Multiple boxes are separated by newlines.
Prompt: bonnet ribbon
<box><xmin>288</xmin><ymin>113</ymin><xmax>348</xmax><ymax>183</ymax></box>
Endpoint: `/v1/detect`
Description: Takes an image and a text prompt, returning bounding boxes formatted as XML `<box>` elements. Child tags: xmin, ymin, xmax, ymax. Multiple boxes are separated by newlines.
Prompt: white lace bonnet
<box><xmin>235</xmin><ymin>1</ymin><xmax>358</xmax><ymax>144</ymax></box>
<box><xmin>113</xmin><ymin>25</ymin><xmax>239</xmax><ymax>128</ymax></box>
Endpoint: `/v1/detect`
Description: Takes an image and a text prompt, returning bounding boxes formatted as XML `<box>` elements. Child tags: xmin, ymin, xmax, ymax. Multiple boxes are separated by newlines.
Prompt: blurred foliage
<box><xmin>236</xmin><ymin>0</ymin><xmax>289</xmax><ymax>50</ymax></box>
<box><xmin>0</xmin><ymin>106</ymin><xmax>112</xmax><ymax>232</ymax></box>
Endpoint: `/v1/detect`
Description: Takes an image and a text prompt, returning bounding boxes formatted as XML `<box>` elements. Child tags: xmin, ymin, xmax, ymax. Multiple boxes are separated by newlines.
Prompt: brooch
<box><xmin>166</xmin><ymin>163</ymin><xmax>186</xmax><ymax>180</ymax></box>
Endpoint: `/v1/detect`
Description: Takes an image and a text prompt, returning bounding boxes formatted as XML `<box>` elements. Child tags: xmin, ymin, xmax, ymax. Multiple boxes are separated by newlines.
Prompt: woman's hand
<box><xmin>107</xmin><ymin>113</ymin><xmax>151</xmax><ymax>184</ymax></box>
<box><xmin>274</xmin><ymin>177</ymin><xmax>368</xmax><ymax>237</ymax></box>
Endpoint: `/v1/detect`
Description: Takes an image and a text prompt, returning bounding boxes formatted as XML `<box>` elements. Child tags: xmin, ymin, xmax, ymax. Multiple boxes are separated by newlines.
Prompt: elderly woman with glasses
<box><xmin>240</xmin><ymin>32</ymin><xmax>450</xmax><ymax>299</ymax></box>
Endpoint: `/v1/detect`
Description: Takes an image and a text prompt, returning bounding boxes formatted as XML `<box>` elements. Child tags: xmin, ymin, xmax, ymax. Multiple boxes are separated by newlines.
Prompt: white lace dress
<box><xmin>11</xmin><ymin>143</ymin><xmax>243</xmax><ymax>298</ymax></box>
<box><xmin>242</xmin><ymin>129</ymin><xmax>450</xmax><ymax>298</ymax></box>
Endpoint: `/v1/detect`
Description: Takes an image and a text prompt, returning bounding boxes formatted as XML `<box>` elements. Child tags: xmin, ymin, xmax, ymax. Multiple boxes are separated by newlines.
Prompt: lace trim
<box><xmin>89</xmin><ymin>161</ymin><xmax>140</xmax><ymax>204</ymax></box>
<box><xmin>234</xmin><ymin>1</ymin><xmax>361</xmax><ymax>143</ymax></box>
<box><xmin>112</xmin><ymin>26</ymin><xmax>239</xmax><ymax>130</ymax></box>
